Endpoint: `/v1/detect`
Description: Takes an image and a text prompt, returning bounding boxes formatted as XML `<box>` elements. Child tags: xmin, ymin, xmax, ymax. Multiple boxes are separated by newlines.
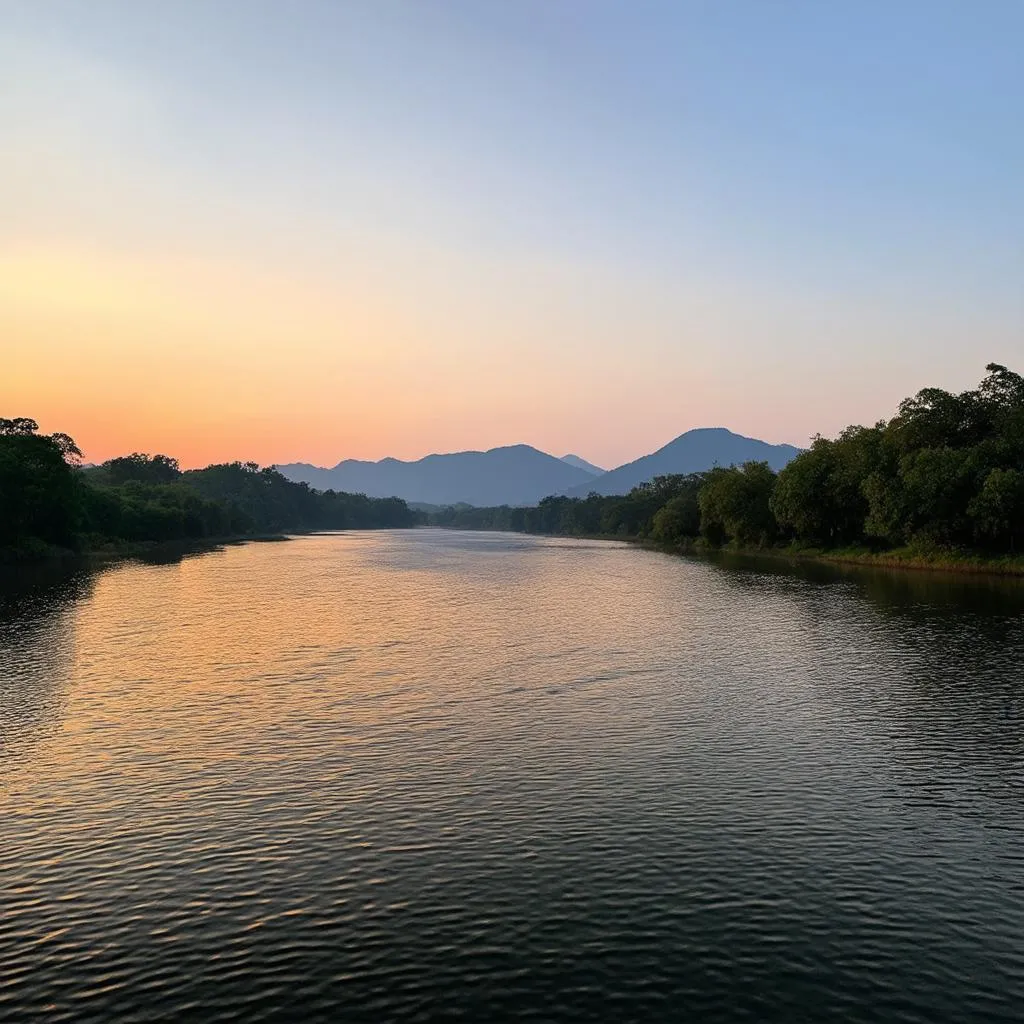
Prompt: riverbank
<box><xmin>0</xmin><ymin>532</ymin><xmax>292</xmax><ymax>566</ymax></box>
<box><xmin>784</xmin><ymin>545</ymin><xmax>1024</xmax><ymax>577</ymax></box>
<box><xmin>644</xmin><ymin>537</ymin><xmax>1024</xmax><ymax>577</ymax></box>
<box><xmin>430</xmin><ymin>526</ymin><xmax>1024</xmax><ymax>579</ymax></box>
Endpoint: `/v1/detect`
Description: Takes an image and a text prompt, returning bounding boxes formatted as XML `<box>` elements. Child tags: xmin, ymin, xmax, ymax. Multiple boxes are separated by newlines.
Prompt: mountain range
<box><xmin>277</xmin><ymin>445</ymin><xmax>595</xmax><ymax>508</ymax></box>
<box><xmin>277</xmin><ymin>428</ymin><xmax>801</xmax><ymax>507</ymax></box>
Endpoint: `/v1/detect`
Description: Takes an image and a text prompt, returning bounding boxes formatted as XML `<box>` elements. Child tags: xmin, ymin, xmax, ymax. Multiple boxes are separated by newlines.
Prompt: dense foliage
<box><xmin>770</xmin><ymin>363</ymin><xmax>1024</xmax><ymax>553</ymax></box>
<box><xmin>431</xmin><ymin>364</ymin><xmax>1024</xmax><ymax>557</ymax></box>
<box><xmin>0</xmin><ymin>422</ymin><xmax>420</xmax><ymax>557</ymax></box>
<box><xmin>0</xmin><ymin>418</ymin><xmax>83</xmax><ymax>551</ymax></box>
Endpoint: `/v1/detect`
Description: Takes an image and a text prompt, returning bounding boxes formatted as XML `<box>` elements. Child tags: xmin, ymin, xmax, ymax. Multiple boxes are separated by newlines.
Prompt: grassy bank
<box><xmin>783</xmin><ymin>544</ymin><xmax>1024</xmax><ymax>577</ymax></box>
<box><xmin>445</xmin><ymin>526</ymin><xmax>1024</xmax><ymax>578</ymax></box>
<box><xmin>646</xmin><ymin>536</ymin><xmax>1024</xmax><ymax>577</ymax></box>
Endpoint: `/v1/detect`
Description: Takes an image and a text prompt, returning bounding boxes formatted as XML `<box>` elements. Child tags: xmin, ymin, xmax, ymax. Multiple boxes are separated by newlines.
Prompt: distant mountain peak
<box><xmin>487</xmin><ymin>443</ymin><xmax>540</xmax><ymax>455</ymax></box>
<box><xmin>567</xmin><ymin>427</ymin><xmax>801</xmax><ymax>498</ymax></box>
<box><xmin>560</xmin><ymin>454</ymin><xmax>606</xmax><ymax>476</ymax></box>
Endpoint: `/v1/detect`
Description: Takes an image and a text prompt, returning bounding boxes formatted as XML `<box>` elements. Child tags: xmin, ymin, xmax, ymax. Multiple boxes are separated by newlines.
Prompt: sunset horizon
<box><xmin>6</xmin><ymin>1</ymin><xmax>1020</xmax><ymax>468</ymax></box>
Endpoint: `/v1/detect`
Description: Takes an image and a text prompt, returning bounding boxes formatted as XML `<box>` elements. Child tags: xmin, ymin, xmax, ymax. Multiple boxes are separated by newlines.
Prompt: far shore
<box><xmin>428</xmin><ymin>525</ymin><xmax>1024</xmax><ymax>579</ymax></box>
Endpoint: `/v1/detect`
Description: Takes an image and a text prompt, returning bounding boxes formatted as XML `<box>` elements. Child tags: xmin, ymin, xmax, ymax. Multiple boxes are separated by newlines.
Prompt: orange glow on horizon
<box><xmin>3</xmin><ymin>240</ymin><xmax>834</xmax><ymax>468</ymax></box>
<box><xmin>1</xmin><ymin>241</ymin><xmax>553</xmax><ymax>467</ymax></box>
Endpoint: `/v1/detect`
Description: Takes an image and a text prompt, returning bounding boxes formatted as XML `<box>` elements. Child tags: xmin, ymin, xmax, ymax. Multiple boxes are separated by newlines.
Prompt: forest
<box><xmin>431</xmin><ymin>364</ymin><xmax>1024</xmax><ymax>560</ymax></box>
<box><xmin>0</xmin><ymin>422</ymin><xmax>421</xmax><ymax>559</ymax></box>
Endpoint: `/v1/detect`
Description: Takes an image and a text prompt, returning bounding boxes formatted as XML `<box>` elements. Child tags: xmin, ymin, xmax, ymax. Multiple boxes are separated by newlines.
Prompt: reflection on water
<box><xmin>0</xmin><ymin>560</ymin><xmax>96</xmax><ymax>756</ymax></box>
<box><xmin>1</xmin><ymin>531</ymin><xmax>1022</xmax><ymax>1023</ymax></box>
<box><xmin>699</xmin><ymin>551</ymin><xmax>1024</xmax><ymax>804</ymax></box>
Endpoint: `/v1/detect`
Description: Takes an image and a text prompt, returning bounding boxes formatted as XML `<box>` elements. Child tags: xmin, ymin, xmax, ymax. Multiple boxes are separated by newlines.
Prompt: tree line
<box><xmin>0</xmin><ymin>420</ymin><xmax>421</xmax><ymax>558</ymax></box>
<box><xmin>431</xmin><ymin>364</ymin><xmax>1024</xmax><ymax>556</ymax></box>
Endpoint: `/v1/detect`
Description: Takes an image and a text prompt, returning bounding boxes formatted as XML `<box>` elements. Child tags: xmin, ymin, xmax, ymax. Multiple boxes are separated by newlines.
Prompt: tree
<box><xmin>900</xmin><ymin>446</ymin><xmax>985</xmax><ymax>546</ymax></box>
<box><xmin>0</xmin><ymin>417</ymin><xmax>40</xmax><ymax>436</ymax></box>
<box><xmin>698</xmin><ymin>462</ymin><xmax>778</xmax><ymax>547</ymax></box>
<box><xmin>772</xmin><ymin>426</ymin><xmax>883</xmax><ymax>546</ymax></box>
<box><xmin>770</xmin><ymin>439</ymin><xmax>838</xmax><ymax>544</ymax></box>
<box><xmin>650</xmin><ymin>492</ymin><xmax>700</xmax><ymax>545</ymax></box>
<box><xmin>102</xmin><ymin>453</ymin><xmax>181</xmax><ymax>485</ymax></box>
<box><xmin>977</xmin><ymin>363</ymin><xmax>1024</xmax><ymax>411</ymax></box>
<box><xmin>969</xmin><ymin>468</ymin><xmax>1024</xmax><ymax>551</ymax></box>
<box><xmin>0</xmin><ymin>427</ymin><xmax>81</xmax><ymax>548</ymax></box>
<box><xmin>49</xmin><ymin>432</ymin><xmax>83</xmax><ymax>465</ymax></box>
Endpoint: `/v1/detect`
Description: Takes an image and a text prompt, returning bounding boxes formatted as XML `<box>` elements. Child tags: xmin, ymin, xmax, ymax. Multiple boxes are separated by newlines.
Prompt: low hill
<box><xmin>278</xmin><ymin>444</ymin><xmax>594</xmax><ymax>507</ymax></box>
<box><xmin>567</xmin><ymin>428</ymin><xmax>801</xmax><ymax>497</ymax></box>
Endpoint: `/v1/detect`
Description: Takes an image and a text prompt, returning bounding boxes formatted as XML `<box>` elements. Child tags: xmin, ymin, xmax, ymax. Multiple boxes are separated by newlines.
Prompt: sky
<box><xmin>2</xmin><ymin>0</ymin><xmax>1022</xmax><ymax>469</ymax></box>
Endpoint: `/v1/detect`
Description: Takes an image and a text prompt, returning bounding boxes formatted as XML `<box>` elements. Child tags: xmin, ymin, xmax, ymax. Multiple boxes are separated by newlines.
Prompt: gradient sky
<box><xmin>3</xmin><ymin>1</ymin><xmax>1022</xmax><ymax>468</ymax></box>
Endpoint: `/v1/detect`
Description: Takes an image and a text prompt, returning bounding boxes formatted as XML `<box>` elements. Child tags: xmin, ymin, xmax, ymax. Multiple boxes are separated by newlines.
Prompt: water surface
<box><xmin>1</xmin><ymin>530</ymin><xmax>1022</xmax><ymax>1022</ymax></box>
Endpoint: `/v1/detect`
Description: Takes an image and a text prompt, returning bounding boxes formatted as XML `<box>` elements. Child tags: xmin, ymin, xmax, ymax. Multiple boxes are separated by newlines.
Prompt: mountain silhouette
<box><xmin>279</xmin><ymin>430</ymin><xmax>801</xmax><ymax>507</ymax></box>
<box><xmin>559</xmin><ymin>454</ymin><xmax>605</xmax><ymax>476</ymax></box>
<box><xmin>278</xmin><ymin>445</ymin><xmax>595</xmax><ymax>507</ymax></box>
<box><xmin>567</xmin><ymin>428</ymin><xmax>801</xmax><ymax>497</ymax></box>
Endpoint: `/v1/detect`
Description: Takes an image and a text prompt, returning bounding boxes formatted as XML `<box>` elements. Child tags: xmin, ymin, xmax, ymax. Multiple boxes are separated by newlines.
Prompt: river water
<box><xmin>1</xmin><ymin>530</ymin><xmax>1022</xmax><ymax>1022</ymax></box>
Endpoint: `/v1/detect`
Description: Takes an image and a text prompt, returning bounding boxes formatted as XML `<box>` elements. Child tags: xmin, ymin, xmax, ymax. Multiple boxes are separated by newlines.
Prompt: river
<box><xmin>1</xmin><ymin>529</ymin><xmax>1022</xmax><ymax>1022</ymax></box>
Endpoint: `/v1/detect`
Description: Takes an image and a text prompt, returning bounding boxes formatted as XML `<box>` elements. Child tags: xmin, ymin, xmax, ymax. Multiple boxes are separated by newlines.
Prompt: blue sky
<box><xmin>3</xmin><ymin>1</ymin><xmax>1022</xmax><ymax>466</ymax></box>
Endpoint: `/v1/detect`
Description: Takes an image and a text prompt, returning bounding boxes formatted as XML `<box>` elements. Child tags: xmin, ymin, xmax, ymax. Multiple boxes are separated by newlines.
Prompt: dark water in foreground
<box><xmin>1</xmin><ymin>530</ymin><xmax>1023</xmax><ymax>1022</ymax></box>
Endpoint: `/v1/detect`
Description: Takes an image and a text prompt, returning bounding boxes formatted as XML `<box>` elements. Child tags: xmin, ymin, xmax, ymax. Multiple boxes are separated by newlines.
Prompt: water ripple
<box><xmin>1</xmin><ymin>531</ymin><xmax>1023</xmax><ymax>1021</ymax></box>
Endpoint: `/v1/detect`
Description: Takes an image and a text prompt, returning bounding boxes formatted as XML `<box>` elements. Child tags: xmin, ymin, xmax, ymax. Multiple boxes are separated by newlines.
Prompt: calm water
<box><xmin>2</xmin><ymin>530</ymin><xmax>1023</xmax><ymax>1022</ymax></box>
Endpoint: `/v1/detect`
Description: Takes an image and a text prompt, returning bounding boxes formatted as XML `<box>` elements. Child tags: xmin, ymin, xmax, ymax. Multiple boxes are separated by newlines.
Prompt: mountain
<box><xmin>567</xmin><ymin>428</ymin><xmax>801</xmax><ymax>497</ymax></box>
<box><xmin>559</xmin><ymin>454</ymin><xmax>605</xmax><ymax>476</ymax></box>
<box><xmin>278</xmin><ymin>444</ymin><xmax>595</xmax><ymax>507</ymax></box>
<box><xmin>278</xmin><ymin>430</ymin><xmax>801</xmax><ymax>507</ymax></box>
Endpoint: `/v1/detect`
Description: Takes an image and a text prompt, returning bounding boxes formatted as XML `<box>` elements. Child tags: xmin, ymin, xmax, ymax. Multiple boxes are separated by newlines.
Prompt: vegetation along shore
<box><xmin>429</xmin><ymin>364</ymin><xmax>1024</xmax><ymax>576</ymax></box>
<box><xmin>0</xmin><ymin>425</ymin><xmax>421</xmax><ymax>563</ymax></box>
<box><xmin>5</xmin><ymin>363</ymin><xmax>1022</xmax><ymax>574</ymax></box>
